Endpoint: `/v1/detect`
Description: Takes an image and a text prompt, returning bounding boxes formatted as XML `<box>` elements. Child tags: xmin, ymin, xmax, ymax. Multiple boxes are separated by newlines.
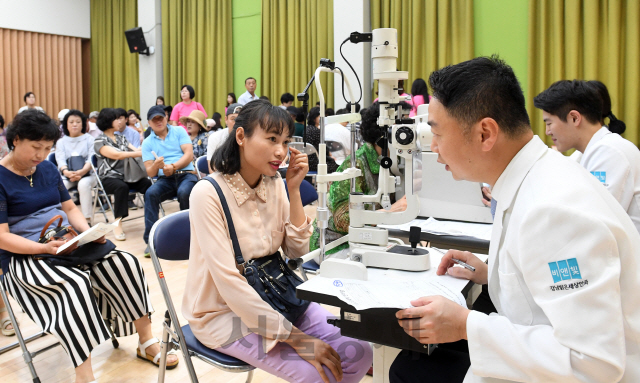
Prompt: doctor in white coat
<box><xmin>533</xmin><ymin>79</ymin><xmax>640</xmax><ymax>234</ymax></box>
<box><xmin>391</xmin><ymin>56</ymin><xmax>640</xmax><ymax>383</ymax></box>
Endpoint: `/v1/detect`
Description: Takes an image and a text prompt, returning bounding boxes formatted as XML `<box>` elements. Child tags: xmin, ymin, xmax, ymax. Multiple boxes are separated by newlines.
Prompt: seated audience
<box><xmin>304</xmin><ymin>106</ymin><xmax>339</xmax><ymax>173</ymax></box>
<box><xmin>310</xmin><ymin>101</ymin><xmax>409</xmax><ymax>254</ymax></box>
<box><xmin>87</xmin><ymin>111</ymin><xmax>102</xmax><ymax>138</ymax></box>
<box><xmin>293</xmin><ymin>108</ymin><xmax>305</xmax><ymax>136</ymax></box>
<box><xmin>94</xmin><ymin>108</ymin><xmax>152</xmax><ymax>241</ymax></box>
<box><xmin>409</xmin><ymin>78</ymin><xmax>430</xmax><ymax>117</ymax></box>
<box><xmin>169</xmin><ymin>84</ymin><xmax>208</xmax><ymax>130</ymax></box>
<box><xmin>180</xmin><ymin>110</ymin><xmax>209</xmax><ymax>158</ymax></box>
<box><xmin>206</xmin><ymin>103</ymin><xmax>242</xmax><ymax>172</ymax></box>
<box><xmin>280</xmin><ymin>92</ymin><xmax>294</xmax><ymax>109</ymax></box>
<box><xmin>114</xmin><ymin>108</ymin><xmax>141</xmax><ymax>148</ymax></box>
<box><xmin>323</xmin><ymin>108</ymin><xmax>352</xmax><ymax>164</ymax></box>
<box><xmin>156</xmin><ymin>95</ymin><xmax>165</xmax><ymax>105</ymax></box>
<box><xmin>17</xmin><ymin>91</ymin><xmax>44</xmax><ymax>114</ymax></box>
<box><xmin>0</xmin><ymin>114</ymin><xmax>8</xmax><ymax>159</ymax></box>
<box><xmin>185</xmin><ymin>100</ymin><xmax>372</xmax><ymax>383</ymax></box>
<box><xmin>141</xmin><ymin>105</ymin><xmax>197</xmax><ymax>257</ymax></box>
<box><xmin>225</xmin><ymin>92</ymin><xmax>237</xmax><ymax>114</ymax></box>
<box><xmin>55</xmin><ymin>109</ymin><xmax>97</xmax><ymax>223</ymax></box>
<box><xmin>0</xmin><ymin>110</ymin><xmax>178</xmax><ymax>382</ymax></box>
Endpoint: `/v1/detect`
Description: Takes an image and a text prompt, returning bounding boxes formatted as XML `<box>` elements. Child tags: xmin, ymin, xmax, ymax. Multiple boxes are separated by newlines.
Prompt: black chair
<box><xmin>149</xmin><ymin>210</ymin><xmax>255</xmax><ymax>382</ymax></box>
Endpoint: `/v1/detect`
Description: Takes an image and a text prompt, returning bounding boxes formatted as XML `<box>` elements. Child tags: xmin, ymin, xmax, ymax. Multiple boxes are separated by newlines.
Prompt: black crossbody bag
<box><xmin>204</xmin><ymin>176</ymin><xmax>310</xmax><ymax>323</ymax></box>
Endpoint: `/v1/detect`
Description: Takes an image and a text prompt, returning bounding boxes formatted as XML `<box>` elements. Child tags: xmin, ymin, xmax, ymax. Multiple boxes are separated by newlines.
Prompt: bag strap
<box><xmin>202</xmin><ymin>176</ymin><xmax>245</xmax><ymax>265</ymax></box>
<box><xmin>40</xmin><ymin>215</ymin><xmax>63</xmax><ymax>238</ymax></box>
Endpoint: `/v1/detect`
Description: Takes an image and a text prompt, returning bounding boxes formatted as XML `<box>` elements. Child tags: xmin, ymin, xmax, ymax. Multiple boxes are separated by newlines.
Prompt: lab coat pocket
<box><xmin>497</xmin><ymin>269</ymin><xmax>533</xmax><ymax>325</ymax></box>
<box><xmin>271</xmin><ymin>229</ymin><xmax>285</xmax><ymax>253</ymax></box>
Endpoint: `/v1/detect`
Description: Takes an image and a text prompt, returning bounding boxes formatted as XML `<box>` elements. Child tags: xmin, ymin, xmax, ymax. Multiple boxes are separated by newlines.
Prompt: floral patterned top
<box><xmin>192</xmin><ymin>131</ymin><xmax>210</xmax><ymax>159</ymax></box>
<box><xmin>0</xmin><ymin>135</ymin><xmax>9</xmax><ymax>160</ymax></box>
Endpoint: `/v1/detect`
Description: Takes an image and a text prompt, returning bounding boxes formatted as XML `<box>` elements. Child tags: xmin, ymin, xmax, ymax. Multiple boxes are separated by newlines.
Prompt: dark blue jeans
<box><xmin>143</xmin><ymin>173</ymin><xmax>198</xmax><ymax>244</ymax></box>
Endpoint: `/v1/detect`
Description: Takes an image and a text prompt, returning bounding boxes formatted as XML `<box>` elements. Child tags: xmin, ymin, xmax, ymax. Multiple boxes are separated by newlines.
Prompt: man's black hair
<box><xmin>360</xmin><ymin>101</ymin><xmax>412</xmax><ymax>145</ymax></box>
<box><xmin>280</xmin><ymin>93</ymin><xmax>294</xmax><ymax>104</ymax></box>
<box><xmin>96</xmin><ymin>108</ymin><xmax>118</xmax><ymax>132</ymax></box>
<box><xmin>429</xmin><ymin>55</ymin><xmax>531</xmax><ymax>138</ymax></box>
<box><xmin>336</xmin><ymin>108</ymin><xmax>349</xmax><ymax>115</ymax></box>
<box><xmin>164</xmin><ymin>105</ymin><xmax>173</xmax><ymax>116</ymax></box>
<box><xmin>245</xmin><ymin>77</ymin><xmax>256</xmax><ymax>84</ymax></box>
<box><xmin>6</xmin><ymin>109</ymin><xmax>60</xmax><ymax>150</ymax></box>
<box><xmin>588</xmin><ymin>80</ymin><xmax>626</xmax><ymax>135</ymax></box>
<box><xmin>326</xmin><ymin>108</ymin><xmax>335</xmax><ymax>116</ymax></box>
<box><xmin>115</xmin><ymin>108</ymin><xmax>127</xmax><ymax>119</ymax></box>
<box><xmin>181</xmin><ymin>84</ymin><xmax>195</xmax><ymax>99</ymax></box>
<box><xmin>62</xmin><ymin>109</ymin><xmax>88</xmax><ymax>136</ymax></box>
<box><xmin>23</xmin><ymin>92</ymin><xmax>34</xmax><ymax>103</ymax></box>
<box><xmin>533</xmin><ymin>80</ymin><xmax>602</xmax><ymax>126</ymax></box>
<box><xmin>259</xmin><ymin>96</ymin><xmax>270</xmax><ymax>102</ymax></box>
<box><xmin>212</xmin><ymin>100</ymin><xmax>293</xmax><ymax>174</ymax></box>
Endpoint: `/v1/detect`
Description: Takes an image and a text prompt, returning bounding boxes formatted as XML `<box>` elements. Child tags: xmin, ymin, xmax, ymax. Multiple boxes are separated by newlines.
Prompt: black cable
<box><xmin>340</xmin><ymin>37</ymin><xmax>363</xmax><ymax>109</ymax></box>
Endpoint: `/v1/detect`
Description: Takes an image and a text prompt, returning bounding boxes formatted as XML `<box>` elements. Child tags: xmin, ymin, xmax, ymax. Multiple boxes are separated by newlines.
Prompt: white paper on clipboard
<box><xmin>56</xmin><ymin>219</ymin><xmax>121</xmax><ymax>254</ymax></box>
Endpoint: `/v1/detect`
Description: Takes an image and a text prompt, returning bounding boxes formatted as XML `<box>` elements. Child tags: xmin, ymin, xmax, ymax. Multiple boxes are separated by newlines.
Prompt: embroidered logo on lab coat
<box><xmin>548</xmin><ymin>258</ymin><xmax>582</xmax><ymax>283</ymax></box>
<box><xmin>590</xmin><ymin>171</ymin><xmax>607</xmax><ymax>184</ymax></box>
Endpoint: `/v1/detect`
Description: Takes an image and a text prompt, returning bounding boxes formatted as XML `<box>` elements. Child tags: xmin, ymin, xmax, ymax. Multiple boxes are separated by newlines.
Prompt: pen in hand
<box><xmin>451</xmin><ymin>258</ymin><xmax>475</xmax><ymax>272</ymax></box>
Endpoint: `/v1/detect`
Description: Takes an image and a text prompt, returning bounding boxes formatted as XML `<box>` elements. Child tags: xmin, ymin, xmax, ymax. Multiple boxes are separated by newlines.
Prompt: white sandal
<box><xmin>136</xmin><ymin>337</ymin><xmax>179</xmax><ymax>369</ymax></box>
<box><xmin>0</xmin><ymin>307</ymin><xmax>15</xmax><ymax>336</ymax></box>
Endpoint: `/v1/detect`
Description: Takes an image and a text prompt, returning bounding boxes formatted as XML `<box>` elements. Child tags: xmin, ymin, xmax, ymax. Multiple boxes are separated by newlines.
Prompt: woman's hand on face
<box><xmin>286</xmin><ymin>147</ymin><xmax>309</xmax><ymax>191</ymax></box>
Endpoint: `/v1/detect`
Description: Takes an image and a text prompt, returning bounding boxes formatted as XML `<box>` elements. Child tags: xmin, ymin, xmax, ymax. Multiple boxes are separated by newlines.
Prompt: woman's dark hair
<box><xmin>62</xmin><ymin>109</ymin><xmax>87</xmax><ymax>136</ymax></box>
<box><xmin>212</xmin><ymin>112</ymin><xmax>222</xmax><ymax>131</ymax></box>
<box><xmin>156</xmin><ymin>96</ymin><xmax>165</xmax><ymax>105</ymax></box>
<box><xmin>588</xmin><ymin>80</ymin><xmax>626</xmax><ymax>135</ymax></box>
<box><xmin>181</xmin><ymin>84</ymin><xmax>195</xmax><ymax>99</ymax></box>
<box><xmin>164</xmin><ymin>105</ymin><xmax>173</xmax><ymax>116</ymax></box>
<box><xmin>411</xmin><ymin>78</ymin><xmax>430</xmax><ymax>102</ymax></box>
<box><xmin>431</xmin><ymin>55</ymin><xmax>531</xmax><ymax>138</ymax></box>
<box><xmin>534</xmin><ymin>80</ymin><xmax>603</xmax><ymax>126</ymax></box>
<box><xmin>6</xmin><ymin>109</ymin><xmax>60</xmax><ymax>150</ymax></box>
<box><xmin>0</xmin><ymin>114</ymin><xmax>4</xmax><ymax>130</ymax></box>
<box><xmin>212</xmin><ymin>100</ymin><xmax>294</xmax><ymax>175</ymax></box>
<box><xmin>96</xmin><ymin>108</ymin><xmax>119</xmax><ymax>132</ymax></box>
<box><xmin>126</xmin><ymin>109</ymin><xmax>140</xmax><ymax>126</ymax></box>
<box><xmin>227</xmin><ymin>92</ymin><xmax>236</xmax><ymax>106</ymax></box>
<box><xmin>307</xmin><ymin>106</ymin><xmax>321</xmax><ymax>127</ymax></box>
<box><xmin>23</xmin><ymin>92</ymin><xmax>34</xmax><ymax>102</ymax></box>
<box><xmin>326</xmin><ymin>108</ymin><xmax>335</xmax><ymax>116</ymax></box>
<box><xmin>360</xmin><ymin>101</ymin><xmax>411</xmax><ymax>145</ymax></box>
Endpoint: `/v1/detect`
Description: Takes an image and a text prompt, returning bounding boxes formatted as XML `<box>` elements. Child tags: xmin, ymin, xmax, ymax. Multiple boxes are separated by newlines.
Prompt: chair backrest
<box><xmin>196</xmin><ymin>155</ymin><xmax>209</xmax><ymax>175</ymax></box>
<box><xmin>47</xmin><ymin>152</ymin><xmax>57</xmax><ymax>166</ymax></box>
<box><xmin>282</xmin><ymin>179</ymin><xmax>318</xmax><ymax>206</ymax></box>
<box><xmin>150</xmin><ymin>210</ymin><xmax>191</xmax><ymax>261</ymax></box>
<box><xmin>91</xmin><ymin>154</ymin><xmax>98</xmax><ymax>169</ymax></box>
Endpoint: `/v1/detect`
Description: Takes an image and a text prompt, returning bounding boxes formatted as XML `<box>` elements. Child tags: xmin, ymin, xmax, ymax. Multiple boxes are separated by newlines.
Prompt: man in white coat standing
<box><xmin>533</xmin><ymin>79</ymin><xmax>640</xmax><ymax>234</ymax></box>
<box><xmin>390</xmin><ymin>56</ymin><xmax>640</xmax><ymax>383</ymax></box>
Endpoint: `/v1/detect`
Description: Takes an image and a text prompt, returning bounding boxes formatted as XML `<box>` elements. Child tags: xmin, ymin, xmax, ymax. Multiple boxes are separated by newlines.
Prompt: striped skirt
<box><xmin>2</xmin><ymin>250</ymin><xmax>153</xmax><ymax>367</ymax></box>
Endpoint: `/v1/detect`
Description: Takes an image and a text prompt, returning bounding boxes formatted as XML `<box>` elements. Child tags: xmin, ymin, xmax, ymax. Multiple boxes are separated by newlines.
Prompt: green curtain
<box><xmin>90</xmin><ymin>0</ymin><xmax>140</xmax><ymax>111</ymax></box>
<box><xmin>527</xmin><ymin>0</ymin><xmax>640</xmax><ymax>146</ymax></box>
<box><xmin>371</xmin><ymin>0</ymin><xmax>475</xmax><ymax>100</ymax></box>
<box><xmin>261</xmin><ymin>0</ymin><xmax>334</xmax><ymax>109</ymax></box>
<box><xmin>162</xmin><ymin>0</ymin><xmax>234</xmax><ymax>117</ymax></box>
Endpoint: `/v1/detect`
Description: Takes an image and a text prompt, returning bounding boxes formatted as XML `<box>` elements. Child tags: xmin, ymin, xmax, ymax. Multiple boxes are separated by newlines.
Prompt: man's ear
<box><xmin>236</xmin><ymin>127</ymin><xmax>245</xmax><ymax>146</ymax></box>
<box><xmin>477</xmin><ymin>117</ymin><xmax>499</xmax><ymax>152</ymax></box>
<box><xmin>567</xmin><ymin>110</ymin><xmax>582</xmax><ymax>126</ymax></box>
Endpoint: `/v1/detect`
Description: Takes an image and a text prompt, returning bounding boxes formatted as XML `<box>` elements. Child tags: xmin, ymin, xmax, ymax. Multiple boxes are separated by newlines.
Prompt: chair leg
<box><xmin>245</xmin><ymin>370</ymin><xmax>254</xmax><ymax>383</ymax></box>
<box><xmin>157</xmin><ymin>311</ymin><xmax>171</xmax><ymax>383</ymax></box>
<box><xmin>106</xmin><ymin>322</ymin><xmax>119</xmax><ymax>349</ymax></box>
<box><xmin>1</xmin><ymin>282</ymin><xmax>40</xmax><ymax>382</ymax></box>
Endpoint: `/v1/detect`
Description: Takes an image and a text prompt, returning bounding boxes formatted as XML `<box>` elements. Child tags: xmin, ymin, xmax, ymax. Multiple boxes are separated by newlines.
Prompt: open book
<box><xmin>56</xmin><ymin>219</ymin><xmax>121</xmax><ymax>254</ymax></box>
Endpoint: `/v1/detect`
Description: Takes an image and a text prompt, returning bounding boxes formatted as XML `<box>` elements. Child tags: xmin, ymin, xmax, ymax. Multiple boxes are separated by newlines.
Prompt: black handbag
<box><xmin>204</xmin><ymin>176</ymin><xmax>310</xmax><ymax>324</ymax></box>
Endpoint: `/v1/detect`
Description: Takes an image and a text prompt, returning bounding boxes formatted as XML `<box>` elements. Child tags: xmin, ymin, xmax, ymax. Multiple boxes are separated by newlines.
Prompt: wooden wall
<box><xmin>0</xmin><ymin>28</ymin><xmax>84</xmax><ymax>122</ymax></box>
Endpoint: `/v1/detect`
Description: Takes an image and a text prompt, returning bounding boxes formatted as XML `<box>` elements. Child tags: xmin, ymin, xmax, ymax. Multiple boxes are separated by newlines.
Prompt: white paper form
<box><xmin>380</xmin><ymin>217</ymin><xmax>493</xmax><ymax>241</ymax></box>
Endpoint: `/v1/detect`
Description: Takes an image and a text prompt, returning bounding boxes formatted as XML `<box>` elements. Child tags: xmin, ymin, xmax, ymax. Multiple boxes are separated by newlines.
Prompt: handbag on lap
<box><xmin>203</xmin><ymin>176</ymin><xmax>310</xmax><ymax>324</ymax></box>
<box><xmin>123</xmin><ymin>156</ymin><xmax>148</xmax><ymax>183</ymax></box>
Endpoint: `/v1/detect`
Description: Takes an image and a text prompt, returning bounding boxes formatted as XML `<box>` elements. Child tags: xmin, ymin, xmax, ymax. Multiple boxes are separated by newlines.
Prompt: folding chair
<box><xmin>90</xmin><ymin>154</ymin><xmax>116</xmax><ymax>223</ymax></box>
<box><xmin>0</xmin><ymin>271</ymin><xmax>118</xmax><ymax>383</ymax></box>
<box><xmin>149</xmin><ymin>210</ymin><xmax>255</xmax><ymax>383</ymax></box>
<box><xmin>196</xmin><ymin>155</ymin><xmax>209</xmax><ymax>176</ymax></box>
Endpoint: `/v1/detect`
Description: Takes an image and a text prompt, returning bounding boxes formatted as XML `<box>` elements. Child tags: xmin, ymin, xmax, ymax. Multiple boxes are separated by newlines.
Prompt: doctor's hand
<box><xmin>397</xmin><ymin>296</ymin><xmax>470</xmax><ymax>344</ymax></box>
<box><xmin>481</xmin><ymin>186</ymin><xmax>492</xmax><ymax>207</ymax></box>
<box><xmin>437</xmin><ymin>249</ymin><xmax>488</xmax><ymax>285</ymax></box>
<box><xmin>286</xmin><ymin>147</ymin><xmax>309</xmax><ymax>191</ymax></box>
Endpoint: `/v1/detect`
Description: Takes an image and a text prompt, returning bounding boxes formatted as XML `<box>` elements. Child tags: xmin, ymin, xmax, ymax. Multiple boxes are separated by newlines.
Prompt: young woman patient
<box><xmin>183</xmin><ymin>100</ymin><xmax>372</xmax><ymax>383</ymax></box>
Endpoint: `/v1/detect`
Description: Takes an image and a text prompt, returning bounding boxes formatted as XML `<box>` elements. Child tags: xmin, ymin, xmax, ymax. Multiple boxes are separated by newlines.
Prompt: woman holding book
<box><xmin>0</xmin><ymin>110</ymin><xmax>178</xmax><ymax>383</ymax></box>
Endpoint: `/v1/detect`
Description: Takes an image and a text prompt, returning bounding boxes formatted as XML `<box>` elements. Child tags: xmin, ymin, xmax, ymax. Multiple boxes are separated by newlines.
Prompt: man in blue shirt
<box><xmin>141</xmin><ymin>105</ymin><xmax>197</xmax><ymax>256</ymax></box>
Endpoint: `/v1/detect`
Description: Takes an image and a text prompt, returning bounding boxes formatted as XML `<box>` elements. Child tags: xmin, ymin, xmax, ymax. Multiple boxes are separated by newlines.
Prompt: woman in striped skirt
<box><xmin>0</xmin><ymin>110</ymin><xmax>178</xmax><ymax>383</ymax></box>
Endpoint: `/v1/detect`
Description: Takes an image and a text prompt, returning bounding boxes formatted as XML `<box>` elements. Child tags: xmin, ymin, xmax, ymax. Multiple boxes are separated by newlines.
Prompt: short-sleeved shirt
<box><xmin>237</xmin><ymin>91</ymin><xmax>260</xmax><ymax>105</ymax></box>
<box><xmin>142</xmin><ymin>125</ymin><xmax>194</xmax><ymax>176</ymax></box>
<box><xmin>94</xmin><ymin>133</ymin><xmax>131</xmax><ymax>179</ymax></box>
<box><xmin>192</xmin><ymin>131</ymin><xmax>210</xmax><ymax>159</ymax></box>
<box><xmin>169</xmin><ymin>101</ymin><xmax>208</xmax><ymax>132</ymax></box>
<box><xmin>115</xmin><ymin>126</ymin><xmax>141</xmax><ymax>148</ymax></box>
<box><xmin>0</xmin><ymin>160</ymin><xmax>71</xmax><ymax>272</ymax></box>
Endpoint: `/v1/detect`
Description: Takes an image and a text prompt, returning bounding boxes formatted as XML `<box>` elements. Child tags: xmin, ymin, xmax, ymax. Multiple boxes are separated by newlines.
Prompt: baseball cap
<box><xmin>226</xmin><ymin>103</ymin><xmax>243</xmax><ymax>116</ymax></box>
<box><xmin>147</xmin><ymin>105</ymin><xmax>166</xmax><ymax>120</ymax></box>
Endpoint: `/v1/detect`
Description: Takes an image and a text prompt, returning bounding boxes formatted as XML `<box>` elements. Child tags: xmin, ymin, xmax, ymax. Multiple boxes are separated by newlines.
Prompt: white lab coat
<box><xmin>463</xmin><ymin>136</ymin><xmax>640</xmax><ymax>383</ymax></box>
<box><xmin>571</xmin><ymin>126</ymin><xmax>640</xmax><ymax>234</ymax></box>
